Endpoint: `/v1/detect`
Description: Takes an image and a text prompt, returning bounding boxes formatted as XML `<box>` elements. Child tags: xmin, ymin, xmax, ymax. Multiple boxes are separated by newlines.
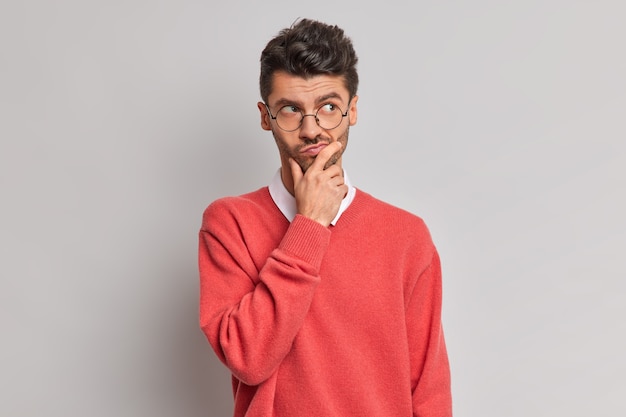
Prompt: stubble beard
<box><xmin>273</xmin><ymin>127</ymin><xmax>349</xmax><ymax>174</ymax></box>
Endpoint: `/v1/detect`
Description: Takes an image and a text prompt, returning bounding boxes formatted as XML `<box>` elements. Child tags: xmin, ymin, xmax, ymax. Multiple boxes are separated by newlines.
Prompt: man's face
<box><xmin>258</xmin><ymin>72</ymin><xmax>358</xmax><ymax>174</ymax></box>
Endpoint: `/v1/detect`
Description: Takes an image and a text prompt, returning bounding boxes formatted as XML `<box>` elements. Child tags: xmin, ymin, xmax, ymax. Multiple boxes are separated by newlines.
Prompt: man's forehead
<box><xmin>269</xmin><ymin>72</ymin><xmax>349</xmax><ymax>104</ymax></box>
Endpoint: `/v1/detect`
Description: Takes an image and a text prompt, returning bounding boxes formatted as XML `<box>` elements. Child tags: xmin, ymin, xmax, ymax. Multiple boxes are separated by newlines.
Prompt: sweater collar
<box><xmin>268</xmin><ymin>168</ymin><xmax>356</xmax><ymax>226</ymax></box>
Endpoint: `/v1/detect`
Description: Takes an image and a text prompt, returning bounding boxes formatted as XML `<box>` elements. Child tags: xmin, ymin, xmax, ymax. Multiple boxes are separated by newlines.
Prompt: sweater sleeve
<box><xmin>408</xmin><ymin>250</ymin><xmax>453</xmax><ymax>417</ymax></box>
<box><xmin>199</xmin><ymin>202</ymin><xmax>329</xmax><ymax>386</ymax></box>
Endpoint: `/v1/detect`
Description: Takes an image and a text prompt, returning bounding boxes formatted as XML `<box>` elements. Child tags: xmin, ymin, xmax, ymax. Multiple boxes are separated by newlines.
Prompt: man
<box><xmin>199</xmin><ymin>18</ymin><xmax>452</xmax><ymax>417</ymax></box>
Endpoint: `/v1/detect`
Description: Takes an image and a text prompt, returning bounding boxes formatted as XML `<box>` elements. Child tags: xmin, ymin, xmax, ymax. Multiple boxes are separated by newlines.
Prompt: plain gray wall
<box><xmin>1</xmin><ymin>1</ymin><xmax>624</xmax><ymax>416</ymax></box>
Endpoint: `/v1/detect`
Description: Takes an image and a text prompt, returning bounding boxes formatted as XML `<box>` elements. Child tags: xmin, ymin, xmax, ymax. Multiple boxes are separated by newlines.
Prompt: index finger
<box><xmin>309</xmin><ymin>141</ymin><xmax>342</xmax><ymax>172</ymax></box>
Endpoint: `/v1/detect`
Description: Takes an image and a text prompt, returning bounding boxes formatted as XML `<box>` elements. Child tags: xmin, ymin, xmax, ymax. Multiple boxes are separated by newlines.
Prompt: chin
<box><xmin>323</xmin><ymin>155</ymin><xmax>340</xmax><ymax>170</ymax></box>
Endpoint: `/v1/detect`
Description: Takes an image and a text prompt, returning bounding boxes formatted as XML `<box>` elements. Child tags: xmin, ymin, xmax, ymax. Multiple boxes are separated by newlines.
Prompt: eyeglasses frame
<box><xmin>264</xmin><ymin>98</ymin><xmax>352</xmax><ymax>132</ymax></box>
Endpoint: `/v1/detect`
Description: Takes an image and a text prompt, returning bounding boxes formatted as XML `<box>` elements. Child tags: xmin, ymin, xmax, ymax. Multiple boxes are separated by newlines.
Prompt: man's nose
<box><xmin>299</xmin><ymin>114</ymin><xmax>322</xmax><ymax>139</ymax></box>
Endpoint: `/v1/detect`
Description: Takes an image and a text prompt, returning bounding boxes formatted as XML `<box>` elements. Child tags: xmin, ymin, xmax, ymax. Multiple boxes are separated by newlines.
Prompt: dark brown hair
<box><xmin>259</xmin><ymin>18</ymin><xmax>359</xmax><ymax>103</ymax></box>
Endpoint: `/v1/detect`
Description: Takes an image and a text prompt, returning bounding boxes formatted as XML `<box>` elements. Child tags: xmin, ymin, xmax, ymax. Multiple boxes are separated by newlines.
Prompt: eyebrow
<box><xmin>272</xmin><ymin>92</ymin><xmax>345</xmax><ymax>108</ymax></box>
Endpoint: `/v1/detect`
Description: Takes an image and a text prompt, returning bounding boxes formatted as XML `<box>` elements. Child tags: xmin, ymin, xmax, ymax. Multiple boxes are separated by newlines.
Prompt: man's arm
<box><xmin>409</xmin><ymin>250</ymin><xmax>453</xmax><ymax>417</ymax></box>
<box><xmin>199</xmin><ymin>211</ymin><xmax>329</xmax><ymax>386</ymax></box>
<box><xmin>199</xmin><ymin>143</ymin><xmax>346</xmax><ymax>386</ymax></box>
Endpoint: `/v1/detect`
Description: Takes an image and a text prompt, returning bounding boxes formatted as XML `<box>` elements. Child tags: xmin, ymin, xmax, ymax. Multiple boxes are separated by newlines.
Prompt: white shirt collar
<box><xmin>268</xmin><ymin>168</ymin><xmax>356</xmax><ymax>226</ymax></box>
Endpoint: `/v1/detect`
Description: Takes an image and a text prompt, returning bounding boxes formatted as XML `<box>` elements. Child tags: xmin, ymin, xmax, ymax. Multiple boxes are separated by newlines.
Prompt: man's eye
<box><xmin>280</xmin><ymin>105</ymin><xmax>299</xmax><ymax>114</ymax></box>
<box><xmin>319</xmin><ymin>103</ymin><xmax>337</xmax><ymax>113</ymax></box>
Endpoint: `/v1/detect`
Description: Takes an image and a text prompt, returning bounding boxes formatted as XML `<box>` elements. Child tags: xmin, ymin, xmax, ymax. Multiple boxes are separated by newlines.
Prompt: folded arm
<box><xmin>199</xmin><ymin>207</ymin><xmax>329</xmax><ymax>386</ymax></box>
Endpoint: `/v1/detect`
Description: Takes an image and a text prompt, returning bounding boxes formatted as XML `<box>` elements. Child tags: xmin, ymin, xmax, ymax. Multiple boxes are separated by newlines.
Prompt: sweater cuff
<box><xmin>278</xmin><ymin>214</ymin><xmax>331</xmax><ymax>271</ymax></box>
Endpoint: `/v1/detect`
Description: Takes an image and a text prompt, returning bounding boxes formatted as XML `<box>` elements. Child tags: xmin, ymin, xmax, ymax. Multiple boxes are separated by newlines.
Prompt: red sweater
<box><xmin>199</xmin><ymin>187</ymin><xmax>452</xmax><ymax>416</ymax></box>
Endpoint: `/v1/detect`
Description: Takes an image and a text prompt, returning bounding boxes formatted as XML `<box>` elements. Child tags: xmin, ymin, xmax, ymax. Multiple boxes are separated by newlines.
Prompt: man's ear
<box><xmin>258</xmin><ymin>102</ymin><xmax>272</xmax><ymax>131</ymax></box>
<box><xmin>348</xmin><ymin>95</ymin><xmax>358</xmax><ymax>126</ymax></box>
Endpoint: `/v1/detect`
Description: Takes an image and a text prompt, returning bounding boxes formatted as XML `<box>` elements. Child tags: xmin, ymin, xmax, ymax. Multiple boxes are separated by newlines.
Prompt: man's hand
<box><xmin>289</xmin><ymin>142</ymin><xmax>348</xmax><ymax>227</ymax></box>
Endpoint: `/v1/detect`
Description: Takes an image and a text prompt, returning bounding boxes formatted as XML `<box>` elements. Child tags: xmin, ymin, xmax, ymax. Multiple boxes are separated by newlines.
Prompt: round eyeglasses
<box><xmin>265</xmin><ymin>101</ymin><xmax>350</xmax><ymax>132</ymax></box>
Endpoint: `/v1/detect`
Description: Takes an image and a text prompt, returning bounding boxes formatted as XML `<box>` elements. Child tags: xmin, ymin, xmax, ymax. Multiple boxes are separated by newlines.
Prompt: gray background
<box><xmin>1</xmin><ymin>1</ymin><xmax>624</xmax><ymax>416</ymax></box>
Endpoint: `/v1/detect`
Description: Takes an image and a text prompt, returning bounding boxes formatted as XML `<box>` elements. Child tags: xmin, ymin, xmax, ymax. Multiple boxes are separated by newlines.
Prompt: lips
<box><xmin>300</xmin><ymin>142</ymin><xmax>328</xmax><ymax>156</ymax></box>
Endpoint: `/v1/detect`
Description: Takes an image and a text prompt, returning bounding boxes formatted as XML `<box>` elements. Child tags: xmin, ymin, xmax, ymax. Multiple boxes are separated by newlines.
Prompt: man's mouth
<box><xmin>300</xmin><ymin>142</ymin><xmax>328</xmax><ymax>156</ymax></box>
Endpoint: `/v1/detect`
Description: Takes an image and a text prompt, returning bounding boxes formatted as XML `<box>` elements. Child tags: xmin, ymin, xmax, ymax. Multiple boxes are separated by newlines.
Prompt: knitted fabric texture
<box><xmin>199</xmin><ymin>187</ymin><xmax>452</xmax><ymax>417</ymax></box>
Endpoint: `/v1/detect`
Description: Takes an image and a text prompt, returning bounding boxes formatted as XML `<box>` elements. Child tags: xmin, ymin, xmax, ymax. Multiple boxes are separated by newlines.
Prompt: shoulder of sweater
<box><xmin>353</xmin><ymin>189</ymin><xmax>427</xmax><ymax>225</ymax></box>
<box><xmin>352</xmin><ymin>189</ymin><xmax>434</xmax><ymax>242</ymax></box>
<box><xmin>201</xmin><ymin>187</ymin><xmax>274</xmax><ymax>226</ymax></box>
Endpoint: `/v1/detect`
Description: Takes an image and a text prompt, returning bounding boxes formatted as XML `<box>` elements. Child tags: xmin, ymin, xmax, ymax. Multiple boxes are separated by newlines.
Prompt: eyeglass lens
<box><xmin>275</xmin><ymin>104</ymin><xmax>344</xmax><ymax>131</ymax></box>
